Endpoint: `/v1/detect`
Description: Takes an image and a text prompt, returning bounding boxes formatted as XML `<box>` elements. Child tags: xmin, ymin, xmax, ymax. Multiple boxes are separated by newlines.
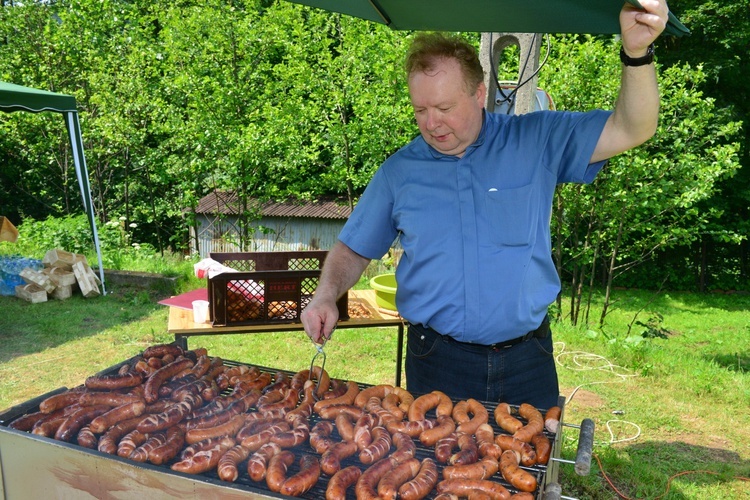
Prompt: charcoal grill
<box><xmin>0</xmin><ymin>356</ymin><xmax>593</xmax><ymax>499</ymax></box>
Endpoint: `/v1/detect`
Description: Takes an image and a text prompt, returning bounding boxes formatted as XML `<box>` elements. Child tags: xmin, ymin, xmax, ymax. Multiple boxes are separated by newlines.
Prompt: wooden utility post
<box><xmin>479</xmin><ymin>33</ymin><xmax>543</xmax><ymax>115</ymax></box>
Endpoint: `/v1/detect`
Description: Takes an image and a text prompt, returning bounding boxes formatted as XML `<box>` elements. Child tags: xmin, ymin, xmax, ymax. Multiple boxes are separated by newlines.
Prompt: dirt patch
<box><xmin>560</xmin><ymin>387</ymin><xmax>605</xmax><ymax>409</ymax></box>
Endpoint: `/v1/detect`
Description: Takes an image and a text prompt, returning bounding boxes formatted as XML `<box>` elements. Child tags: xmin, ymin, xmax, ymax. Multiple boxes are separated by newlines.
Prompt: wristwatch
<box><xmin>620</xmin><ymin>43</ymin><xmax>655</xmax><ymax>67</ymax></box>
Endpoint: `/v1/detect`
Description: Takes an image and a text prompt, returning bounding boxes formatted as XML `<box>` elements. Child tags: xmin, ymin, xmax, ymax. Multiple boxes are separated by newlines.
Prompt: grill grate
<box><xmin>0</xmin><ymin>358</ymin><xmax>561</xmax><ymax>499</ymax></box>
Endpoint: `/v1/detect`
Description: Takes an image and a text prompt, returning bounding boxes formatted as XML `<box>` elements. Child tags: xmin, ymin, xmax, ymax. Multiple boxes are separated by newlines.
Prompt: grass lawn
<box><xmin>0</xmin><ymin>280</ymin><xmax>748</xmax><ymax>499</ymax></box>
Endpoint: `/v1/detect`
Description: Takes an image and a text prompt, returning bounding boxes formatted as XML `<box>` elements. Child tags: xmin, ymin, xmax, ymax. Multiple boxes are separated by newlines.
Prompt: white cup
<box><xmin>192</xmin><ymin>300</ymin><xmax>210</xmax><ymax>324</ymax></box>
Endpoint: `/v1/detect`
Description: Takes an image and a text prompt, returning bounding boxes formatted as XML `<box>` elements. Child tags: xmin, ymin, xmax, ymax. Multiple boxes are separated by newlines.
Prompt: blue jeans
<box><xmin>405</xmin><ymin>321</ymin><xmax>559</xmax><ymax>410</ymax></box>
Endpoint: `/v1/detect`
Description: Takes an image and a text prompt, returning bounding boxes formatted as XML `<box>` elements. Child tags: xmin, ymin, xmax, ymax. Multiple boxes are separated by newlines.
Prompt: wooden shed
<box><xmin>189</xmin><ymin>191</ymin><xmax>352</xmax><ymax>257</ymax></box>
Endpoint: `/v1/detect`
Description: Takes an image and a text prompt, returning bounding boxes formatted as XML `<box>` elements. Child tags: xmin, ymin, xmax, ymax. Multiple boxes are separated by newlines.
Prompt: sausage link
<box><xmin>377</xmin><ymin>457</ymin><xmax>420</xmax><ymax>500</ymax></box>
<box><xmin>185</xmin><ymin>413</ymin><xmax>246</xmax><ymax>445</ymax></box>
<box><xmin>130</xmin><ymin>432</ymin><xmax>168</xmax><ymax>462</ymax></box>
<box><xmin>143</xmin><ymin>357</ymin><xmax>194</xmax><ymax>404</ymax></box>
<box><xmin>279</xmin><ymin>454</ymin><xmax>321</xmax><ymax>497</ymax></box>
<box><xmin>408</xmin><ymin>391</ymin><xmax>453</xmax><ymax>421</ymax></box>
<box><xmin>495</xmin><ymin>435</ymin><xmax>537</xmax><ymax>466</ymax></box>
<box><xmin>170</xmin><ymin>436</ymin><xmax>235</xmax><ymax>474</ymax></box>
<box><xmin>494</xmin><ymin>403</ymin><xmax>523</xmax><ymax>434</ymax></box>
<box><xmin>247</xmin><ymin>442</ymin><xmax>282</xmax><ymax>482</ymax></box>
<box><xmin>449</xmin><ymin>432</ymin><xmax>479</xmax><ymax>465</ymax></box>
<box><xmin>76</xmin><ymin>425</ymin><xmax>98</xmax><ymax>449</ymax></box>
<box><xmin>98</xmin><ymin>416</ymin><xmax>144</xmax><ymax>454</ymax></box>
<box><xmin>78</xmin><ymin>392</ymin><xmax>143</xmax><ymax>408</ymax></box>
<box><xmin>512</xmin><ymin>404</ymin><xmax>544</xmax><ymax>443</ymax></box>
<box><xmin>437</xmin><ymin>478</ymin><xmax>511</xmax><ymax>500</ymax></box>
<box><xmin>118</xmin><ymin>429</ymin><xmax>149</xmax><ymax>458</ymax></box>
<box><xmin>149</xmin><ymin>425</ymin><xmax>186</xmax><ymax>465</ymax></box>
<box><xmin>531</xmin><ymin>432</ymin><xmax>551</xmax><ymax>465</ymax></box>
<box><xmin>309</xmin><ymin>420</ymin><xmax>336</xmax><ymax>454</ymax></box>
<box><xmin>9</xmin><ymin>411</ymin><xmax>48</xmax><ymax>431</ymax></box>
<box><xmin>475</xmin><ymin>423</ymin><xmax>503</xmax><ymax>460</ymax></box>
<box><xmin>39</xmin><ymin>390</ymin><xmax>84</xmax><ymax>414</ymax></box>
<box><xmin>359</xmin><ymin>426</ymin><xmax>392</xmax><ymax>465</ymax></box>
<box><xmin>442</xmin><ymin>457</ymin><xmax>499</xmax><ymax>480</ymax></box>
<box><xmin>85</xmin><ymin>372</ymin><xmax>143</xmax><ymax>391</ymax></box>
<box><xmin>544</xmin><ymin>406</ymin><xmax>562</xmax><ymax>434</ymax></box>
<box><xmin>435</xmin><ymin>433</ymin><xmax>458</xmax><ymax>464</ymax></box>
<box><xmin>499</xmin><ymin>449</ymin><xmax>537</xmax><ymax>493</ymax></box>
<box><xmin>326</xmin><ymin>465</ymin><xmax>361</xmax><ymax>500</ymax></box>
<box><xmin>314</xmin><ymin>380</ymin><xmax>360</xmax><ymax>413</ymax></box>
<box><xmin>142</xmin><ymin>343</ymin><xmax>184</xmax><ymax>359</ymax></box>
<box><xmin>355</xmin><ymin>457</ymin><xmax>396</xmax><ymax>500</ymax></box>
<box><xmin>399</xmin><ymin>458</ymin><xmax>439</xmax><ymax>500</ymax></box>
<box><xmin>320</xmin><ymin>439</ymin><xmax>358</xmax><ymax>476</ymax></box>
<box><xmin>454</xmin><ymin>399</ymin><xmax>489</xmax><ymax>435</ymax></box>
<box><xmin>55</xmin><ymin>405</ymin><xmax>110</xmax><ymax>442</ymax></box>
<box><xmin>89</xmin><ymin>401</ymin><xmax>146</xmax><ymax>433</ymax></box>
<box><xmin>420</xmin><ymin>414</ymin><xmax>456</xmax><ymax>447</ymax></box>
<box><xmin>265</xmin><ymin>449</ymin><xmax>295</xmax><ymax>493</ymax></box>
<box><xmin>218</xmin><ymin>443</ymin><xmax>252</xmax><ymax>482</ymax></box>
<box><xmin>390</xmin><ymin>431</ymin><xmax>417</xmax><ymax>465</ymax></box>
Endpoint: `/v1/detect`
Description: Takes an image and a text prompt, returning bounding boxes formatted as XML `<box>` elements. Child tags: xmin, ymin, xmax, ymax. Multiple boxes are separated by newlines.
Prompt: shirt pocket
<box><xmin>485</xmin><ymin>183</ymin><xmax>539</xmax><ymax>247</ymax></box>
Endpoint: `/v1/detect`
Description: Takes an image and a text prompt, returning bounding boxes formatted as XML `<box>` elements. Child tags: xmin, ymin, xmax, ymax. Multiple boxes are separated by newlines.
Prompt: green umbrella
<box><xmin>285</xmin><ymin>0</ymin><xmax>689</xmax><ymax>37</ymax></box>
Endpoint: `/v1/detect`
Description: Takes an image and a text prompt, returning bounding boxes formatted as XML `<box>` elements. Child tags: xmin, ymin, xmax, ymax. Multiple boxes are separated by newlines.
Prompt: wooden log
<box><xmin>15</xmin><ymin>283</ymin><xmax>48</xmax><ymax>303</ymax></box>
<box><xmin>20</xmin><ymin>268</ymin><xmax>56</xmax><ymax>294</ymax></box>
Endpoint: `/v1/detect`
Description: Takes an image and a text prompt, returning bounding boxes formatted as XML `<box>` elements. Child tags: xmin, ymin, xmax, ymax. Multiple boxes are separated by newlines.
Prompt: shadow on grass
<box><xmin>0</xmin><ymin>282</ymin><xmax>172</xmax><ymax>364</ymax></box>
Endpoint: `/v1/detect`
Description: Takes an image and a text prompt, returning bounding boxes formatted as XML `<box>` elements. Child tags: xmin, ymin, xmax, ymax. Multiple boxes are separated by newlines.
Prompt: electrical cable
<box><xmin>488</xmin><ymin>32</ymin><xmax>551</xmax><ymax>113</ymax></box>
<box><xmin>555</xmin><ymin>341</ymin><xmax>750</xmax><ymax>497</ymax></box>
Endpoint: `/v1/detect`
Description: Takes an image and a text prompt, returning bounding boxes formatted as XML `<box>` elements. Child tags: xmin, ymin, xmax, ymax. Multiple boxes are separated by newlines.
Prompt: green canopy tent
<box><xmin>0</xmin><ymin>81</ymin><xmax>106</xmax><ymax>294</ymax></box>
<box><xmin>284</xmin><ymin>0</ymin><xmax>689</xmax><ymax>36</ymax></box>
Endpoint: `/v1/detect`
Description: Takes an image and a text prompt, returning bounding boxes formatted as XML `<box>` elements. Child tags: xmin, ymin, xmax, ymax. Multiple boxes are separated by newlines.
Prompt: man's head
<box><xmin>405</xmin><ymin>33</ymin><xmax>486</xmax><ymax>157</ymax></box>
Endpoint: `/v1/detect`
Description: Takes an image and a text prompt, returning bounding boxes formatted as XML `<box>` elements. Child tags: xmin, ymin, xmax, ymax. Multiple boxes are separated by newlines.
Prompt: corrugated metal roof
<box><xmin>193</xmin><ymin>191</ymin><xmax>351</xmax><ymax>220</ymax></box>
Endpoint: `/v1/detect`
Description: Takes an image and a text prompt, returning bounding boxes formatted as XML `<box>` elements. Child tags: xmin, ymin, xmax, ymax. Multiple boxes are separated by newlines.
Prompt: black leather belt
<box><xmin>411</xmin><ymin>315</ymin><xmax>550</xmax><ymax>352</ymax></box>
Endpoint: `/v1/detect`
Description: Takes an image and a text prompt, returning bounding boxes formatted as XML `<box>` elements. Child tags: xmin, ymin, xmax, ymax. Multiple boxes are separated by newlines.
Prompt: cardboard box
<box><xmin>15</xmin><ymin>283</ymin><xmax>47</xmax><ymax>303</ymax></box>
<box><xmin>0</xmin><ymin>216</ymin><xmax>19</xmax><ymax>243</ymax></box>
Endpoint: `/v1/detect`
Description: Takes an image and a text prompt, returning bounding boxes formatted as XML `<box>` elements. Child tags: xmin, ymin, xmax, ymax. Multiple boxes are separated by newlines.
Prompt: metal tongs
<box><xmin>309</xmin><ymin>327</ymin><xmax>333</xmax><ymax>399</ymax></box>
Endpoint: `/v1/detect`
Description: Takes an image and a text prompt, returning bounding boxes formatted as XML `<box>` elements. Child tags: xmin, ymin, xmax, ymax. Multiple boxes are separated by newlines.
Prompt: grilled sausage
<box><xmin>142</xmin><ymin>343</ymin><xmax>184</xmax><ymax>359</ymax></box>
<box><xmin>355</xmin><ymin>457</ymin><xmax>396</xmax><ymax>500</ymax></box>
<box><xmin>513</xmin><ymin>404</ymin><xmax>544</xmax><ymax>443</ymax></box>
<box><xmin>185</xmin><ymin>413</ymin><xmax>246</xmax><ymax>445</ymax></box>
<box><xmin>399</xmin><ymin>458</ymin><xmax>440</xmax><ymax>500</ymax></box>
<box><xmin>390</xmin><ymin>431</ymin><xmax>417</xmax><ymax>465</ymax></box>
<box><xmin>170</xmin><ymin>436</ymin><xmax>235</xmax><ymax>474</ymax></box>
<box><xmin>544</xmin><ymin>406</ymin><xmax>561</xmax><ymax>433</ymax></box>
<box><xmin>309</xmin><ymin>420</ymin><xmax>336</xmax><ymax>454</ymax></box>
<box><xmin>39</xmin><ymin>390</ymin><xmax>84</xmax><ymax>414</ymax></box>
<box><xmin>494</xmin><ymin>435</ymin><xmax>537</xmax><ymax>466</ymax></box>
<box><xmin>449</xmin><ymin>432</ymin><xmax>479</xmax><ymax>466</ymax></box>
<box><xmin>217</xmin><ymin>443</ymin><xmax>252</xmax><ymax>482</ymax></box>
<box><xmin>385</xmin><ymin>418</ymin><xmax>436</xmax><ymax>438</ymax></box>
<box><xmin>442</xmin><ymin>457</ymin><xmax>500</xmax><ymax>480</ymax></box>
<box><xmin>499</xmin><ymin>450</ymin><xmax>537</xmax><ymax>493</ymax></box>
<box><xmin>325</xmin><ymin>465</ymin><xmax>361</xmax><ymax>500</ymax></box>
<box><xmin>143</xmin><ymin>357</ymin><xmax>194</xmax><ymax>404</ymax></box>
<box><xmin>453</xmin><ymin>398</ymin><xmax>489</xmax><ymax>435</ymax></box>
<box><xmin>54</xmin><ymin>405</ymin><xmax>110</xmax><ymax>442</ymax></box>
<box><xmin>435</xmin><ymin>433</ymin><xmax>459</xmax><ymax>464</ymax></box>
<box><xmin>271</xmin><ymin>414</ymin><xmax>310</xmax><ymax>448</ymax></box>
<box><xmin>408</xmin><ymin>390</ymin><xmax>453</xmax><ymax>421</ymax></box>
<box><xmin>436</xmin><ymin>478</ymin><xmax>511</xmax><ymax>500</ymax></box>
<box><xmin>359</xmin><ymin>426</ymin><xmax>392</xmax><ymax>464</ymax></box>
<box><xmin>353</xmin><ymin>384</ymin><xmax>393</xmax><ymax>408</ymax></box>
<box><xmin>8</xmin><ymin>411</ymin><xmax>48</xmax><ymax>431</ymax></box>
<box><xmin>78</xmin><ymin>392</ymin><xmax>143</xmax><ymax>408</ymax></box>
<box><xmin>130</xmin><ymin>432</ymin><xmax>168</xmax><ymax>462</ymax></box>
<box><xmin>320</xmin><ymin>439</ymin><xmax>358</xmax><ymax>476</ymax></box>
<box><xmin>317</xmin><ymin>404</ymin><xmax>364</xmax><ymax>421</ymax></box>
<box><xmin>420</xmin><ymin>414</ymin><xmax>456</xmax><ymax>447</ymax></box>
<box><xmin>247</xmin><ymin>442</ymin><xmax>282</xmax><ymax>482</ymax></box>
<box><xmin>118</xmin><ymin>429</ymin><xmax>149</xmax><ymax>458</ymax></box>
<box><xmin>76</xmin><ymin>425</ymin><xmax>98</xmax><ymax>449</ymax></box>
<box><xmin>377</xmin><ymin>457</ymin><xmax>420</xmax><ymax>500</ymax></box>
<box><xmin>279</xmin><ymin>454</ymin><xmax>321</xmax><ymax>497</ymax></box>
<box><xmin>314</xmin><ymin>380</ymin><xmax>360</xmax><ymax>413</ymax></box>
<box><xmin>149</xmin><ymin>425</ymin><xmax>186</xmax><ymax>465</ymax></box>
<box><xmin>89</xmin><ymin>401</ymin><xmax>146</xmax><ymax>433</ymax></box>
<box><xmin>265</xmin><ymin>449</ymin><xmax>295</xmax><ymax>493</ymax></box>
<box><xmin>84</xmin><ymin>372</ymin><xmax>143</xmax><ymax>391</ymax></box>
<box><xmin>531</xmin><ymin>432</ymin><xmax>551</xmax><ymax>465</ymax></box>
<box><xmin>494</xmin><ymin>403</ymin><xmax>523</xmax><ymax>434</ymax></box>
<box><xmin>475</xmin><ymin>423</ymin><xmax>503</xmax><ymax>460</ymax></box>
<box><xmin>98</xmin><ymin>415</ymin><xmax>144</xmax><ymax>454</ymax></box>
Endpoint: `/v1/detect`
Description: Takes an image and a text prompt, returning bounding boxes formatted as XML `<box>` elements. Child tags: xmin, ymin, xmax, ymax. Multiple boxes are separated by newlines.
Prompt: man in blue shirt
<box><xmin>302</xmin><ymin>0</ymin><xmax>668</xmax><ymax>409</ymax></box>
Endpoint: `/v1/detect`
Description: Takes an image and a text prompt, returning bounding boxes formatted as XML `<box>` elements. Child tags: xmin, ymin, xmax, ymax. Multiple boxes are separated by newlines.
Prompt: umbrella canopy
<box><xmin>285</xmin><ymin>0</ymin><xmax>689</xmax><ymax>37</ymax></box>
<box><xmin>0</xmin><ymin>81</ymin><xmax>106</xmax><ymax>294</ymax></box>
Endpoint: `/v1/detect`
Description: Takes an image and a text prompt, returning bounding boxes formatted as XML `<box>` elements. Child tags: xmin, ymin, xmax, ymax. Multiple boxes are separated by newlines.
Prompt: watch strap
<box><xmin>620</xmin><ymin>43</ymin><xmax>655</xmax><ymax>67</ymax></box>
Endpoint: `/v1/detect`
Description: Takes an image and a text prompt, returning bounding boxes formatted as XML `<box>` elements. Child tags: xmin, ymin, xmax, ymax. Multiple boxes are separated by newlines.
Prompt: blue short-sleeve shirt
<box><xmin>340</xmin><ymin>109</ymin><xmax>612</xmax><ymax>344</ymax></box>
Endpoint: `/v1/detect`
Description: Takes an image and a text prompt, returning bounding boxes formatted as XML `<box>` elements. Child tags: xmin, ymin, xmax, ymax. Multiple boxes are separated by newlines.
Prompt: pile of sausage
<box><xmin>7</xmin><ymin>344</ymin><xmax>561</xmax><ymax>500</ymax></box>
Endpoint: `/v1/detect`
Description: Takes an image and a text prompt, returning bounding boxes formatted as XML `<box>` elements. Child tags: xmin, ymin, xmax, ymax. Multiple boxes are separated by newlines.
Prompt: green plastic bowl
<box><xmin>370</xmin><ymin>273</ymin><xmax>397</xmax><ymax>311</ymax></box>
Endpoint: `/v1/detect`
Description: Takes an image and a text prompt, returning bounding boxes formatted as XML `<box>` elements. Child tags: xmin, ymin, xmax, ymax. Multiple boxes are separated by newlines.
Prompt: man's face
<box><xmin>409</xmin><ymin>57</ymin><xmax>486</xmax><ymax>158</ymax></box>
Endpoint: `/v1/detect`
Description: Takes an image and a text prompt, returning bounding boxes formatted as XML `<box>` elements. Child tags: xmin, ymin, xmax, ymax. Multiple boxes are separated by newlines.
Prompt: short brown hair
<box><xmin>404</xmin><ymin>32</ymin><xmax>485</xmax><ymax>95</ymax></box>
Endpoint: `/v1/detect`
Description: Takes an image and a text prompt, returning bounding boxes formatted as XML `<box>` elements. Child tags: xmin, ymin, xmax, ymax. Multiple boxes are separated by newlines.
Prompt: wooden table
<box><xmin>167</xmin><ymin>289</ymin><xmax>407</xmax><ymax>386</ymax></box>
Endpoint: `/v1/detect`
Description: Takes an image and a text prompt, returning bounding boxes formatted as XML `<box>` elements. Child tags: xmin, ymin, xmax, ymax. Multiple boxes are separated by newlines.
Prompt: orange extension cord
<box><xmin>594</xmin><ymin>453</ymin><xmax>750</xmax><ymax>499</ymax></box>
